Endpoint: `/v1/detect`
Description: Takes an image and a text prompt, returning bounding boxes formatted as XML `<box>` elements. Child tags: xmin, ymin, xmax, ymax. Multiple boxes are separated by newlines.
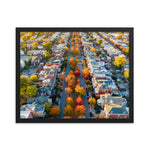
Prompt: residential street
<box><xmin>59</xmin><ymin>38</ymin><xmax>73</xmax><ymax>118</ymax></box>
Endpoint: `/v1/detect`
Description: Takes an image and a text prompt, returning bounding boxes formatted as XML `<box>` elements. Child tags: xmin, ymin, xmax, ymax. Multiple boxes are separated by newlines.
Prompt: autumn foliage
<box><xmin>74</xmin><ymin>70</ymin><xmax>81</xmax><ymax>77</ymax></box>
<box><xmin>88</xmin><ymin>98</ymin><xmax>96</xmax><ymax>106</ymax></box>
<box><xmin>75</xmin><ymin>97</ymin><xmax>84</xmax><ymax>106</ymax></box>
<box><xmin>49</xmin><ymin>106</ymin><xmax>61</xmax><ymax>118</ymax></box>
<box><xmin>75</xmin><ymin>85</ymin><xmax>85</xmax><ymax>98</ymax></box>
<box><xmin>63</xmin><ymin>116</ymin><xmax>72</xmax><ymax>119</ymax></box>
<box><xmin>114</xmin><ymin>56</ymin><xmax>126</xmax><ymax>69</ymax></box>
<box><xmin>90</xmin><ymin>47</ymin><xmax>96</xmax><ymax>52</ymax></box>
<box><xmin>66</xmin><ymin>97</ymin><xmax>74</xmax><ymax>107</ymax></box>
<box><xmin>74</xmin><ymin>105</ymin><xmax>86</xmax><ymax>117</ymax></box>
<box><xmin>70</xmin><ymin>46</ymin><xmax>79</xmax><ymax>56</ymax></box>
<box><xmin>63</xmin><ymin>105</ymin><xmax>73</xmax><ymax>117</ymax></box>
<box><xmin>65</xmin><ymin>87</ymin><xmax>73</xmax><ymax>95</ymax></box>
<box><xmin>65</xmin><ymin>71</ymin><xmax>76</xmax><ymax>85</ymax></box>
<box><xmin>82</xmin><ymin>68</ymin><xmax>89</xmax><ymax>76</ymax></box>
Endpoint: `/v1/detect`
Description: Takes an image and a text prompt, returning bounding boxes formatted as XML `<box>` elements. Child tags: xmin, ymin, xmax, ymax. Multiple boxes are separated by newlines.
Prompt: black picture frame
<box><xmin>16</xmin><ymin>27</ymin><xmax>134</xmax><ymax>123</ymax></box>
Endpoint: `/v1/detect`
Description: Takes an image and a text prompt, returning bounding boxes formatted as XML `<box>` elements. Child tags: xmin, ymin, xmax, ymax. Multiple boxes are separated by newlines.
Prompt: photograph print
<box><xmin>16</xmin><ymin>28</ymin><xmax>133</xmax><ymax>123</ymax></box>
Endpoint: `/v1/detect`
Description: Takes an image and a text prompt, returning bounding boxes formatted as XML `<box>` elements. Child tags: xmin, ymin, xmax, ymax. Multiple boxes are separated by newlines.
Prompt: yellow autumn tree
<box><xmin>124</xmin><ymin>70</ymin><xmax>129</xmax><ymax>79</ymax></box>
<box><xmin>21</xmin><ymin>36</ymin><xmax>28</xmax><ymax>41</ymax></box>
<box><xmin>30</xmin><ymin>75</ymin><xmax>38</xmax><ymax>81</ymax></box>
<box><xmin>75</xmin><ymin>85</ymin><xmax>85</xmax><ymax>98</ymax></box>
<box><xmin>114</xmin><ymin>57</ymin><xmax>126</xmax><ymax>69</ymax></box>
<box><xmin>32</xmin><ymin>42</ymin><xmax>38</xmax><ymax>49</ymax></box>
<box><xmin>30</xmin><ymin>37</ymin><xmax>35</xmax><ymax>40</ymax></box>
<box><xmin>88</xmin><ymin>98</ymin><xmax>96</xmax><ymax>106</ymax></box>
<box><xmin>125</xmin><ymin>47</ymin><xmax>129</xmax><ymax>55</ymax></box>
<box><xmin>63</xmin><ymin>105</ymin><xmax>73</xmax><ymax>117</ymax></box>
<box><xmin>28</xmin><ymin>32</ymin><xmax>35</xmax><ymax>37</ymax></box>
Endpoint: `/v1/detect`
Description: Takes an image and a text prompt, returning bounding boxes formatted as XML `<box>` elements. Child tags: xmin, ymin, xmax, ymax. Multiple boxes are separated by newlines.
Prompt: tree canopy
<box><xmin>44</xmin><ymin>102</ymin><xmax>52</xmax><ymax>113</ymax></box>
<box><xmin>124</xmin><ymin>70</ymin><xmax>129</xmax><ymax>79</ymax></box>
<box><xmin>63</xmin><ymin>105</ymin><xmax>73</xmax><ymax>117</ymax></box>
<box><xmin>43</xmin><ymin>41</ymin><xmax>52</xmax><ymax>50</ymax></box>
<box><xmin>20</xmin><ymin>75</ymin><xmax>30</xmax><ymax>89</ymax></box>
<box><xmin>49</xmin><ymin>106</ymin><xmax>61</xmax><ymax>118</ymax></box>
<box><xmin>30</xmin><ymin>75</ymin><xmax>38</xmax><ymax>81</ymax></box>
<box><xmin>26</xmin><ymin>85</ymin><xmax>37</xmax><ymax>97</ymax></box>
<box><xmin>66</xmin><ymin>97</ymin><xmax>74</xmax><ymax>107</ymax></box>
<box><xmin>74</xmin><ymin>105</ymin><xmax>86</xmax><ymax>117</ymax></box>
<box><xmin>88</xmin><ymin>98</ymin><xmax>96</xmax><ymax>106</ymax></box>
<box><xmin>114</xmin><ymin>57</ymin><xmax>126</xmax><ymax>69</ymax></box>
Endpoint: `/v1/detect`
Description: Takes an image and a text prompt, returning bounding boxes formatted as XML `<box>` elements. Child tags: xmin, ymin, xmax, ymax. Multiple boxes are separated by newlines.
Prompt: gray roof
<box><xmin>109</xmin><ymin>107</ymin><xmax>128</xmax><ymax>115</ymax></box>
<box><xmin>102</xmin><ymin>95</ymin><xmax>127</xmax><ymax>106</ymax></box>
<box><xmin>20</xmin><ymin>104</ymin><xmax>45</xmax><ymax>112</ymax></box>
<box><xmin>34</xmin><ymin>104</ymin><xmax>45</xmax><ymax>111</ymax></box>
<box><xmin>38</xmin><ymin>87</ymin><xmax>52</xmax><ymax>95</ymax></box>
<box><xmin>118</xmin><ymin>84</ymin><xmax>126</xmax><ymax>90</ymax></box>
<box><xmin>27</xmin><ymin>96</ymin><xmax>48</xmax><ymax>105</ymax></box>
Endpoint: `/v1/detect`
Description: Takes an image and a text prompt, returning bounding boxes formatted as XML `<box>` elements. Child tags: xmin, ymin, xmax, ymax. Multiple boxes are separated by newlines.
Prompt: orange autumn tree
<box><xmin>69</xmin><ymin>57</ymin><xmax>75</xmax><ymax>65</ymax></box>
<box><xmin>82</xmin><ymin>68</ymin><xmax>89</xmax><ymax>76</ymax></box>
<box><xmin>99</xmin><ymin>114</ymin><xmax>104</xmax><ymax>119</ymax></box>
<box><xmin>70</xmin><ymin>46</ymin><xmax>79</xmax><ymax>56</ymax></box>
<box><xmin>63</xmin><ymin>116</ymin><xmax>72</xmax><ymax>119</ymax></box>
<box><xmin>75</xmin><ymin>47</ymin><xmax>79</xmax><ymax>55</ymax></box>
<box><xmin>68</xmin><ymin>83</ymin><xmax>74</xmax><ymax>89</ymax></box>
<box><xmin>63</xmin><ymin>105</ymin><xmax>73</xmax><ymax>117</ymax></box>
<box><xmin>74</xmin><ymin>105</ymin><xmax>86</xmax><ymax>117</ymax></box>
<box><xmin>49</xmin><ymin>106</ymin><xmax>61</xmax><ymax>118</ymax></box>
<box><xmin>75</xmin><ymin>40</ymin><xmax>78</xmax><ymax>44</ymax></box>
<box><xmin>75</xmin><ymin>56</ymin><xmax>79</xmax><ymax>63</ymax></box>
<box><xmin>65</xmin><ymin>71</ymin><xmax>76</xmax><ymax>85</ymax></box>
<box><xmin>90</xmin><ymin>47</ymin><xmax>96</xmax><ymax>52</ymax></box>
<box><xmin>60</xmin><ymin>39</ymin><xmax>64</xmax><ymax>43</ymax></box>
<box><xmin>65</xmin><ymin>87</ymin><xmax>73</xmax><ymax>96</ymax></box>
<box><xmin>66</xmin><ymin>97</ymin><xmax>74</xmax><ymax>107</ymax></box>
<box><xmin>76</xmin><ymin>79</ymin><xmax>80</xmax><ymax>85</ymax></box>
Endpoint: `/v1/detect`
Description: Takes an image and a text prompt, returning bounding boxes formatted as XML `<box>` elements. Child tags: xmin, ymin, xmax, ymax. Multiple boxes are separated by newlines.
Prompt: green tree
<box><xmin>57</xmin><ymin>85</ymin><xmax>62</xmax><ymax>90</ymax></box>
<box><xmin>96</xmin><ymin>50</ymin><xmax>101</xmax><ymax>56</ymax></box>
<box><xmin>26</xmin><ymin>85</ymin><xmax>37</xmax><ymax>97</ymax></box>
<box><xmin>43</xmin><ymin>41</ymin><xmax>52</xmax><ymax>50</ymax></box>
<box><xmin>44</xmin><ymin>102</ymin><xmax>52</xmax><ymax>113</ymax></box>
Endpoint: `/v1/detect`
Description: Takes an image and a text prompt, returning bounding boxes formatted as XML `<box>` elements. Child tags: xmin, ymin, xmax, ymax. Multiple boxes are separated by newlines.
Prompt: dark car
<box><xmin>95</xmin><ymin>108</ymin><xmax>101</xmax><ymax>113</ymax></box>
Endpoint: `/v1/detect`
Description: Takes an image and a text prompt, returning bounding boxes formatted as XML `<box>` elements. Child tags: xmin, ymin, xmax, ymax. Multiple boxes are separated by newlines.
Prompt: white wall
<box><xmin>0</xmin><ymin>1</ymin><xmax>150</xmax><ymax>150</ymax></box>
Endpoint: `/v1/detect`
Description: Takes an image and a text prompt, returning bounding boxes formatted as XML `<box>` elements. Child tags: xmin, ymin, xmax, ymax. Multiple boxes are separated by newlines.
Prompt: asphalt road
<box><xmin>59</xmin><ymin>34</ymin><xmax>90</xmax><ymax>118</ymax></box>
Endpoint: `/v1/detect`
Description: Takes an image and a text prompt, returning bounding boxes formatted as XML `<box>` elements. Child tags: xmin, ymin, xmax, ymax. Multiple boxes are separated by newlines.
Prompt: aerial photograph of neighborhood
<box><xmin>20</xmin><ymin>31</ymin><xmax>129</xmax><ymax>120</ymax></box>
